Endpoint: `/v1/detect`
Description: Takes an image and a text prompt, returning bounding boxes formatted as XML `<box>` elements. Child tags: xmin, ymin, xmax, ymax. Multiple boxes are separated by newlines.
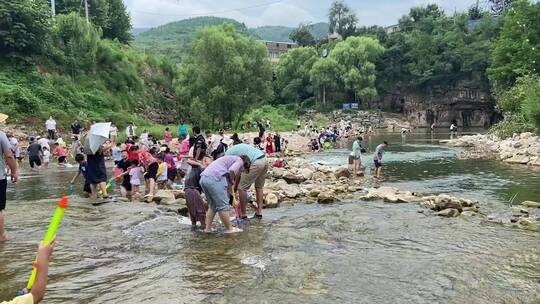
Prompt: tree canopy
<box><xmin>176</xmin><ymin>23</ymin><xmax>273</xmax><ymax>128</ymax></box>
<box><xmin>328</xmin><ymin>1</ymin><xmax>358</xmax><ymax>38</ymax></box>
<box><xmin>289</xmin><ymin>23</ymin><xmax>316</xmax><ymax>47</ymax></box>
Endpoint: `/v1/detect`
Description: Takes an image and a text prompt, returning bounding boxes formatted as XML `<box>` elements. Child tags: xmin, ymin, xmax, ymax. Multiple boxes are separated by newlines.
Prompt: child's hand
<box><xmin>37</xmin><ymin>239</ymin><xmax>56</xmax><ymax>263</ymax></box>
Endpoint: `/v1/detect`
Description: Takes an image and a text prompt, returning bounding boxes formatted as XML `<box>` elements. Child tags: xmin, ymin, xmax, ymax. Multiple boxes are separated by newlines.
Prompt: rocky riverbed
<box><xmin>155</xmin><ymin>153</ymin><xmax>538</xmax><ymax>231</ymax></box>
<box><xmin>441</xmin><ymin>132</ymin><xmax>540</xmax><ymax>166</ymax></box>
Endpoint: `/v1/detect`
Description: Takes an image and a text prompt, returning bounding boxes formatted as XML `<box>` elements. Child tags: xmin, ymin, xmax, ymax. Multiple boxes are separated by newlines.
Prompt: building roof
<box><xmin>257</xmin><ymin>40</ymin><xmax>298</xmax><ymax>45</ymax></box>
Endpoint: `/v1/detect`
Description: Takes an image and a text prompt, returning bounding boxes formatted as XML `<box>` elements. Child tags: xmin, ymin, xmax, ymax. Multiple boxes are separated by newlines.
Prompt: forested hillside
<box><xmin>133</xmin><ymin>16</ymin><xmax>254</xmax><ymax>62</ymax></box>
<box><xmin>0</xmin><ymin>0</ymin><xmax>177</xmax><ymax>130</ymax></box>
<box><xmin>250</xmin><ymin>22</ymin><xmax>329</xmax><ymax>42</ymax></box>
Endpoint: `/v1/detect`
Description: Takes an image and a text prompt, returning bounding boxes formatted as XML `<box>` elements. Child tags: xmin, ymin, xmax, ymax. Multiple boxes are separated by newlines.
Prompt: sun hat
<box><xmin>0</xmin><ymin>113</ymin><xmax>8</xmax><ymax>123</ymax></box>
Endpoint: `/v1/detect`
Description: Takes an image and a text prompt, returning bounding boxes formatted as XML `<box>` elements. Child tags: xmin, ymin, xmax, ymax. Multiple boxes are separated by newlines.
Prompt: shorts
<box><xmin>29</xmin><ymin>156</ymin><xmax>42</xmax><ymax>168</ymax></box>
<box><xmin>200</xmin><ymin>175</ymin><xmax>230</xmax><ymax>212</ymax></box>
<box><xmin>374</xmin><ymin>160</ymin><xmax>382</xmax><ymax>168</ymax></box>
<box><xmin>239</xmin><ymin>157</ymin><xmax>269</xmax><ymax>191</ymax></box>
<box><xmin>122</xmin><ymin>178</ymin><xmax>132</xmax><ymax>191</ymax></box>
<box><xmin>167</xmin><ymin>167</ymin><xmax>177</xmax><ymax>181</ymax></box>
<box><xmin>145</xmin><ymin>162</ymin><xmax>159</xmax><ymax>180</ymax></box>
<box><xmin>58</xmin><ymin>156</ymin><xmax>66</xmax><ymax>163</ymax></box>
<box><xmin>88</xmin><ymin>167</ymin><xmax>107</xmax><ymax>184</ymax></box>
<box><xmin>0</xmin><ymin>179</ymin><xmax>6</xmax><ymax>210</ymax></box>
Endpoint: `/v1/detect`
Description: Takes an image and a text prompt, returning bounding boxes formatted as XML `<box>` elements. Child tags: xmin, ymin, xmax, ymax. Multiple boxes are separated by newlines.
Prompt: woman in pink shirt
<box><xmin>164</xmin><ymin>127</ymin><xmax>173</xmax><ymax>144</ymax></box>
<box><xmin>129</xmin><ymin>145</ymin><xmax>158</xmax><ymax>202</ymax></box>
<box><xmin>53</xmin><ymin>143</ymin><xmax>67</xmax><ymax>167</ymax></box>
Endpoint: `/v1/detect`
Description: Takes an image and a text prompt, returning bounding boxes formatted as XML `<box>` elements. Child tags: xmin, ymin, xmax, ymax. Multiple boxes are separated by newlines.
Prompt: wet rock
<box><xmin>436</xmin><ymin>208</ymin><xmax>460</xmax><ymax>217</ymax></box>
<box><xmin>282</xmin><ymin>172</ymin><xmax>306</xmax><ymax>184</ymax></box>
<box><xmin>433</xmin><ymin>195</ymin><xmax>463</xmax><ymax>212</ymax></box>
<box><xmin>317</xmin><ymin>192</ymin><xmax>336</xmax><ymax>204</ymax></box>
<box><xmin>510</xmin><ymin>216</ymin><xmax>519</xmax><ymax>223</ymax></box>
<box><xmin>461</xmin><ymin>211</ymin><xmax>476</xmax><ymax>217</ymax></box>
<box><xmin>270</xmin><ymin>167</ymin><xmax>285</xmax><ymax>179</ymax></box>
<box><xmin>511</xmin><ymin>207</ymin><xmax>529</xmax><ymax>217</ymax></box>
<box><xmin>283</xmin><ymin>184</ymin><xmax>303</xmax><ymax>198</ymax></box>
<box><xmin>308</xmin><ymin>189</ymin><xmax>320</xmax><ymax>197</ymax></box>
<box><xmin>264</xmin><ymin>193</ymin><xmax>279</xmax><ymax>208</ymax></box>
<box><xmin>504</xmin><ymin>155</ymin><xmax>530</xmax><ymax>164</ymax></box>
<box><xmin>518</xmin><ymin>218</ymin><xmax>535</xmax><ymax>227</ymax></box>
<box><xmin>334</xmin><ymin>167</ymin><xmax>351</xmax><ymax>179</ymax></box>
<box><xmin>299</xmin><ymin>168</ymin><xmax>314</xmax><ymax>180</ymax></box>
<box><xmin>520</xmin><ymin>201</ymin><xmax>540</xmax><ymax>208</ymax></box>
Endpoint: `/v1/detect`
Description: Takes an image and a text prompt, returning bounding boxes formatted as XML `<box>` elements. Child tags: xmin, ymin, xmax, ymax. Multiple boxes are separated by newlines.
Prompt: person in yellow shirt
<box><xmin>1</xmin><ymin>240</ymin><xmax>55</xmax><ymax>304</ymax></box>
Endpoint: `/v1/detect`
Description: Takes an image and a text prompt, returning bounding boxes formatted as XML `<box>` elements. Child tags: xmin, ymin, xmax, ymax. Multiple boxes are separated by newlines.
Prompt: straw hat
<box><xmin>0</xmin><ymin>113</ymin><xmax>7</xmax><ymax>123</ymax></box>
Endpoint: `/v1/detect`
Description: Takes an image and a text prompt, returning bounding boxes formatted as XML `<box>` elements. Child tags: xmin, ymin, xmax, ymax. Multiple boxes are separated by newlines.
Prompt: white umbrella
<box><xmin>84</xmin><ymin>122</ymin><xmax>111</xmax><ymax>154</ymax></box>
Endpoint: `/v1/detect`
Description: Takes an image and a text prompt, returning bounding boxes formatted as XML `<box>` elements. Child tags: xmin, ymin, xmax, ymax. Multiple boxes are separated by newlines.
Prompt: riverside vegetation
<box><xmin>1</xmin><ymin>0</ymin><xmax>539</xmax><ymax>136</ymax></box>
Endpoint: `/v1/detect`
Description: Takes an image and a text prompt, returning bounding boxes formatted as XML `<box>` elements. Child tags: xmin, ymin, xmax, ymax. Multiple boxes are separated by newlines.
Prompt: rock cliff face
<box><xmin>380</xmin><ymin>86</ymin><xmax>496</xmax><ymax>128</ymax></box>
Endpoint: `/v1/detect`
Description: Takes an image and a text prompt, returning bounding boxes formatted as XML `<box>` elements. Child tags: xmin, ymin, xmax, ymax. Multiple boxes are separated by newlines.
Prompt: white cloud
<box><xmin>124</xmin><ymin>0</ymin><xmax>482</xmax><ymax>29</ymax></box>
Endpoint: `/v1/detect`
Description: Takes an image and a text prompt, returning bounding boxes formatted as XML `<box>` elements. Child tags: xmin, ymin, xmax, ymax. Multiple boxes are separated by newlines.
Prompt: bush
<box><xmin>521</xmin><ymin>77</ymin><xmax>540</xmax><ymax>132</ymax></box>
<box><xmin>489</xmin><ymin>113</ymin><xmax>533</xmax><ymax>139</ymax></box>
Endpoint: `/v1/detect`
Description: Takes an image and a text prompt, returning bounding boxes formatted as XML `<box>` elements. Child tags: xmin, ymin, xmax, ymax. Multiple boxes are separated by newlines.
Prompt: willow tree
<box><xmin>176</xmin><ymin>23</ymin><xmax>272</xmax><ymax>128</ymax></box>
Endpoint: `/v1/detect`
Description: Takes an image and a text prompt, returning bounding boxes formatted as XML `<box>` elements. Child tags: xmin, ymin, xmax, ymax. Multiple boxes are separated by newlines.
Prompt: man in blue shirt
<box><xmin>226</xmin><ymin>143</ymin><xmax>268</xmax><ymax>219</ymax></box>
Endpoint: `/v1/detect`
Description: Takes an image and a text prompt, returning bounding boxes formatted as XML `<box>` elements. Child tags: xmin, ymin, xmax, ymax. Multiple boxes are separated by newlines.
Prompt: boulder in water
<box><xmin>436</xmin><ymin>208</ymin><xmax>460</xmax><ymax>217</ymax></box>
<box><xmin>334</xmin><ymin>167</ymin><xmax>351</xmax><ymax>179</ymax></box>
<box><xmin>317</xmin><ymin>192</ymin><xmax>336</xmax><ymax>204</ymax></box>
<box><xmin>519</xmin><ymin>201</ymin><xmax>540</xmax><ymax>208</ymax></box>
<box><xmin>264</xmin><ymin>193</ymin><xmax>279</xmax><ymax>208</ymax></box>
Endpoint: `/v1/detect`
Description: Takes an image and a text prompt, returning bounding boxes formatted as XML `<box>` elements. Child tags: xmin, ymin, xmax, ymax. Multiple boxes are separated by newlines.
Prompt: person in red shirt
<box><xmin>124</xmin><ymin>142</ymin><xmax>139</xmax><ymax>161</ymax></box>
<box><xmin>53</xmin><ymin>143</ymin><xmax>67</xmax><ymax>167</ymax></box>
<box><xmin>129</xmin><ymin>145</ymin><xmax>158</xmax><ymax>202</ymax></box>
<box><xmin>265</xmin><ymin>134</ymin><xmax>273</xmax><ymax>155</ymax></box>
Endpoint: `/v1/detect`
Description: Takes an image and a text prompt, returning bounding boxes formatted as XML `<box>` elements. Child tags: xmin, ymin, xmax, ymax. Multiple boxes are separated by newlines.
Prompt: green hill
<box><xmin>250</xmin><ymin>22</ymin><xmax>329</xmax><ymax>42</ymax></box>
<box><xmin>250</xmin><ymin>25</ymin><xmax>292</xmax><ymax>42</ymax></box>
<box><xmin>133</xmin><ymin>17</ymin><xmax>329</xmax><ymax>59</ymax></box>
<box><xmin>133</xmin><ymin>16</ymin><xmax>254</xmax><ymax>62</ymax></box>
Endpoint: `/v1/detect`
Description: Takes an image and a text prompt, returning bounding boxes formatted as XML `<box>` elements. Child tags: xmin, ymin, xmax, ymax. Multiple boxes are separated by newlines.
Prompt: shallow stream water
<box><xmin>1</xmin><ymin>129</ymin><xmax>539</xmax><ymax>303</ymax></box>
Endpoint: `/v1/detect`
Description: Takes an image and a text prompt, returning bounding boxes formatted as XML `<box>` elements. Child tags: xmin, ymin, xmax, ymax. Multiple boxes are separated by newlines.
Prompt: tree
<box><xmin>289</xmin><ymin>23</ymin><xmax>316</xmax><ymax>47</ymax></box>
<box><xmin>328</xmin><ymin>1</ymin><xmax>358</xmax><ymax>38</ymax></box>
<box><xmin>488</xmin><ymin>0</ymin><xmax>540</xmax><ymax>90</ymax></box>
<box><xmin>275</xmin><ymin>47</ymin><xmax>318</xmax><ymax>104</ymax></box>
<box><xmin>55</xmin><ymin>0</ymin><xmax>132</xmax><ymax>44</ymax></box>
<box><xmin>55</xmin><ymin>13</ymin><xmax>101</xmax><ymax>74</ymax></box>
<box><xmin>331</xmin><ymin>36</ymin><xmax>384</xmax><ymax>102</ymax></box>
<box><xmin>0</xmin><ymin>0</ymin><xmax>51</xmax><ymax>57</ymax></box>
<box><xmin>310</xmin><ymin>57</ymin><xmax>342</xmax><ymax>106</ymax></box>
<box><xmin>176</xmin><ymin>23</ymin><xmax>272</xmax><ymax>128</ymax></box>
<box><xmin>102</xmin><ymin>0</ymin><xmax>132</xmax><ymax>43</ymax></box>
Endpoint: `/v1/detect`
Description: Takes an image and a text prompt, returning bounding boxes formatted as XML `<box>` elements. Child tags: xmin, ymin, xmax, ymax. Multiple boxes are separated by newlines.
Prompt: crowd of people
<box><xmin>0</xmin><ymin>112</ymin><xmax>396</xmax><ymax>303</ymax></box>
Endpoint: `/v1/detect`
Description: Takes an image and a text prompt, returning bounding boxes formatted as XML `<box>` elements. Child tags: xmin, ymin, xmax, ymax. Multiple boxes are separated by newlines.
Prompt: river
<box><xmin>1</xmin><ymin>129</ymin><xmax>539</xmax><ymax>303</ymax></box>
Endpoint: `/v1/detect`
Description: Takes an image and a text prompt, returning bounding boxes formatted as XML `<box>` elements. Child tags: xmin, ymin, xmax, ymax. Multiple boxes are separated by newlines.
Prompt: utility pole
<box><xmin>84</xmin><ymin>0</ymin><xmax>89</xmax><ymax>24</ymax></box>
<box><xmin>51</xmin><ymin>0</ymin><xmax>56</xmax><ymax>19</ymax></box>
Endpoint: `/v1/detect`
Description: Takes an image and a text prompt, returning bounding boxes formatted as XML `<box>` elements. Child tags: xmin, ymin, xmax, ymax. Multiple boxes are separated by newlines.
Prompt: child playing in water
<box><xmin>184</xmin><ymin>156</ymin><xmax>212</xmax><ymax>229</ymax></box>
<box><xmin>70</xmin><ymin>154</ymin><xmax>91</xmax><ymax>196</ymax></box>
<box><xmin>42</xmin><ymin>147</ymin><xmax>50</xmax><ymax>170</ymax></box>
<box><xmin>2</xmin><ymin>240</ymin><xmax>55</xmax><ymax>304</ymax></box>
<box><xmin>129</xmin><ymin>160</ymin><xmax>143</xmax><ymax>200</ymax></box>
<box><xmin>156</xmin><ymin>154</ymin><xmax>168</xmax><ymax>189</ymax></box>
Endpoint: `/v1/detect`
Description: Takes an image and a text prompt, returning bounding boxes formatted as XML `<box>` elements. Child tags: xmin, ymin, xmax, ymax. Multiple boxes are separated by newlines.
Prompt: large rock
<box><xmin>520</xmin><ymin>201</ymin><xmax>540</xmax><ymax>208</ymax></box>
<box><xmin>283</xmin><ymin>184</ymin><xmax>303</xmax><ymax>198</ymax></box>
<box><xmin>299</xmin><ymin>168</ymin><xmax>314</xmax><ymax>180</ymax></box>
<box><xmin>264</xmin><ymin>193</ymin><xmax>279</xmax><ymax>208</ymax></box>
<box><xmin>334</xmin><ymin>167</ymin><xmax>351</xmax><ymax>179</ymax></box>
<box><xmin>282</xmin><ymin>172</ymin><xmax>306</xmax><ymax>184</ymax></box>
<box><xmin>436</xmin><ymin>208</ymin><xmax>460</xmax><ymax>217</ymax></box>
<box><xmin>317</xmin><ymin>192</ymin><xmax>336</xmax><ymax>204</ymax></box>
<box><xmin>503</xmin><ymin>154</ymin><xmax>530</xmax><ymax>164</ymax></box>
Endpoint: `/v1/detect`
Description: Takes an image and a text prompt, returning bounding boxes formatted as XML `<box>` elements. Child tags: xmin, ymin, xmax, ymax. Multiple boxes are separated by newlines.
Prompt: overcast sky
<box><xmin>124</xmin><ymin>0</ymin><xmax>477</xmax><ymax>28</ymax></box>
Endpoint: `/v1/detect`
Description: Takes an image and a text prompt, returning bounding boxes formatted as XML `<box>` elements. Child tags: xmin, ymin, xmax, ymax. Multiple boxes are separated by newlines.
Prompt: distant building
<box><xmin>260</xmin><ymin>41</ymin><xmax>297</xmax><ymax>60</ymax></box>
<box><xmin>385</xmin><ymin>24</ymin><xmax>399</xmax><ymax>34</ymax></box>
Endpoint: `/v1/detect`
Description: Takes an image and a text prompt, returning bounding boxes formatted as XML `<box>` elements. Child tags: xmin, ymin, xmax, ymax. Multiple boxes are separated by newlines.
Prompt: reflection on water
<box><xmin>1</xmin><ymin>129</ymin><xmax>539</xmax><ymax>303</ymax></box>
